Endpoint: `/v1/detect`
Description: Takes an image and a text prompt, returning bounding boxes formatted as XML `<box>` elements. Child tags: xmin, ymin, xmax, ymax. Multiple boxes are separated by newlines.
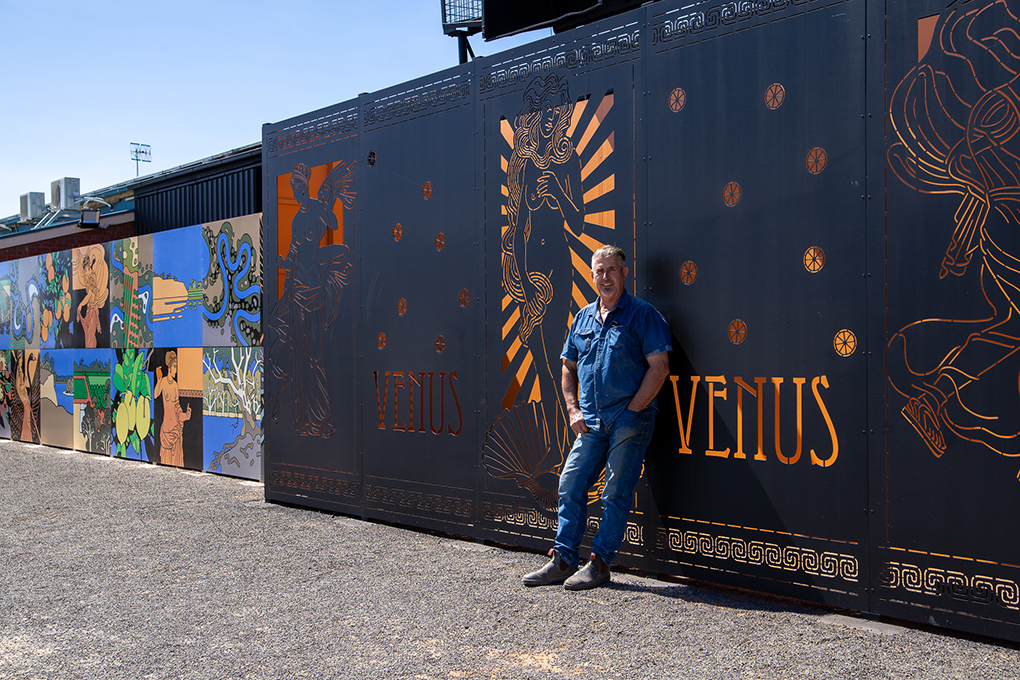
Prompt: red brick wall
<box><xmin>0</xmin><ymin>222</ymin><xmax>135</xmax><ymax>263</ymax></box>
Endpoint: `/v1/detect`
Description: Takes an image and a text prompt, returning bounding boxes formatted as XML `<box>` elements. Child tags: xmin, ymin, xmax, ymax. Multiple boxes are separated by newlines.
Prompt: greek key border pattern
<box><xmin>365</xmin><ymin>484</ymin><xmax>473</xmax><ymax>518</ymax></box>
<box><xmin>480</xmin><ymin>503</ymin><xmax>644</xmax><ymax>548</ymax></box>
<box><xmin>266</xmin><ymin>108</ymin><xmax>359</xmax><ymax>158</ymax></box>
<box><xmin>584</xmin><ymin>517</ymin><xmax>643</xmax><ymax>547</ymax></box>
<box><xmin>651</xmin><ymin>0</ymin><xmax>832</xmax><ymax>48</ymax></box>
<box><xmin>482</xmin><ymin>501</ymin><xmax>557</xmax><ymax>531</ymax></box>
<box><xmin>657</xmin><ymin>527</ymin><xmax>859</xmax><ymax>582</ymax></box>
<box><xmin>364</xmin><ymin>80</ymin><xmax>472</xmax><ymax>127</ymax></box>
<box><xmin>269</xmin><ymin>469</ymin><xmax>360</xmax><ymax>499</ymax></box>
<box><xmin>880</xmin><ymin>561</ymin><xmax>1020</xmax><ymax>611</ymax></box>
<box><xmin>479</xmin><ymin>30</ymin><xmax>640</xmax><ymax>95</ymax></box>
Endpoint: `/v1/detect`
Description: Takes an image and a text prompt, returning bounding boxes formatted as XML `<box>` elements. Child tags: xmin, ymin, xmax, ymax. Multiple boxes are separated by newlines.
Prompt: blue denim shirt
<box><xmin>560</xmin><ymin>290</ymin><xmax>672</xmax><ymax>430</ymax></box>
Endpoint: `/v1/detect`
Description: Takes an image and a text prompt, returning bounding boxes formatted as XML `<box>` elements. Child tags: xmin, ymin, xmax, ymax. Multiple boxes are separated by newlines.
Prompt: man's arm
<box><xmin>561</xmin><ymin>359</ymin><xmax>589</xmax><ymax>434</ymax></box>
<box><xmin>626</xmin><ymin>351</ymin><xmax>670</xmax><ymax>412</ymax></box>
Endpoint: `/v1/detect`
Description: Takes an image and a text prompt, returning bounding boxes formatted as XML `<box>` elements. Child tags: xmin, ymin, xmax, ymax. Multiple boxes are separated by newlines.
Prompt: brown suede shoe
<box><xmin>563</xmin><ymin>553</ymin><xmax>610</xmax><ymax>590</ymax></box>
<box><xmin>522</xmin><ymin>549</ymin><xmax>577</xmax><ymax>587</ymax></box>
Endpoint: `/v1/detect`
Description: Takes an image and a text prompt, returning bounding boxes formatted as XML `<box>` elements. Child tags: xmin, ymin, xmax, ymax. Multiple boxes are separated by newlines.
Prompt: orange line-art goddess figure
<box><xmin>485</xmin><ymin>73</ymin><xmax>593</xmax><ymax>511</ymax></box>
<box><xmin>74</xmin><ymin>245</ymin><xmax>108</xmax><ymax>349</ymax></box>
<box><xmin>507</xmin><ymin>74</ymin><xmax>584</xmax><ymax>449</ymax></box>
<box><xmin>269</xmin><ymin>161</ymin><xmax>356</xmax><ymax>438</ymax></box>
<box><xmin>887</xmin><ymin>0</ymin><xmax>1020</xmax><ymax>465</ymax></box>
<box><xmin>154</xmin><ymin>350</ymin><xmax>191</xmax><ymax>467</ymax></box>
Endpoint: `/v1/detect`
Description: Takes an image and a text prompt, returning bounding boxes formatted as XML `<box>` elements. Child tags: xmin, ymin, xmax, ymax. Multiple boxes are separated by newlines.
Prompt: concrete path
<box><xmin>2</xmin><ymin>441</ymin><xmax>1018</xmax><ymax>679</ymax></box>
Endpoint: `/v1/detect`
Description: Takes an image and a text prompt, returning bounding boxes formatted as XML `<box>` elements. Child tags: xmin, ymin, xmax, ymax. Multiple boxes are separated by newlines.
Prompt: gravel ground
<box><xmin>2</xmin><ymin>441</ymin><xmax>1020</xmax><ymax>680</ymax></box>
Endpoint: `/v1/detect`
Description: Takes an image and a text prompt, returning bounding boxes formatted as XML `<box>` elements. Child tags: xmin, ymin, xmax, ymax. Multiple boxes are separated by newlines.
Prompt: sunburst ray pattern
<box><xmin>499</xmin><ymin>89</ymin><xmax>619</xmax><ymax>411</ymax></box>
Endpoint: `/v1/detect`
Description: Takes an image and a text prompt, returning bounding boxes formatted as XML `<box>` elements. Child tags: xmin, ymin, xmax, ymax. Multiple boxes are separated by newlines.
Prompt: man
<box><xmin>523</xmin><ymin>245</ymin><xmax>672</xmax><ymax>590</ymax></box>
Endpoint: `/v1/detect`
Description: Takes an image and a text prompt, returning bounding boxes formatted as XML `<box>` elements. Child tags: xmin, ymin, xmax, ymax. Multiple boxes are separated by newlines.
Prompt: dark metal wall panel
<box><xmin>259</xmin><ymin>0</ymin><xmax>1020</xmax><ymax>643</ymax></box>
<box><xmin>357</xmin><ymin>65</ymin><xmax>484</xmax><ymax>534</ymax></box>
<box><xmin>262</xmin><ymin>101</ymin><xmax>363</xmax><ymax>515</ymax></box>
<box><xmin>476</xmin><ymin>13</ymin><xmax>644</xmax><ymax>559</ymax></box>
<box><xmin>641</xmin><ymin>0</ymin><xmax>868</xmax><ymax>610</ymax></box>
<box><xmin>136</xmin><ymin>166</ymin><xmax>261</xmax><ymax>234</ymax></box>
<box><xmin>868</xmin><ymin>0</ymin><xmax>1020</xmax><ymax>640</ymax></box>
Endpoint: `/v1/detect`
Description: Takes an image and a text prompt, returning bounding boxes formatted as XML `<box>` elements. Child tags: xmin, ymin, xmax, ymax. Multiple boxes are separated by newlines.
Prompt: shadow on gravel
<box><xmin>605</xmin><ymin>577</ymin><xmax>826</xmax><ymax>615</ymax></box>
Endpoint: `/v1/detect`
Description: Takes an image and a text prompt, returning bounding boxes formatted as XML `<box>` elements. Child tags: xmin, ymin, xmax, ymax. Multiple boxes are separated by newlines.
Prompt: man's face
<box><xmin>591</xmin><ymin>255</ymin><xmax>628</xmax><ymax>306</ymax></box>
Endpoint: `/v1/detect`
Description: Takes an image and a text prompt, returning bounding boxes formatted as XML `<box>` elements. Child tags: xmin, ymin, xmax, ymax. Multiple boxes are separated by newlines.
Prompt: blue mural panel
<box><xmin>153</xmin><ymin>225</ymin><xmax>207</xmax><ymax>349</ymax></box>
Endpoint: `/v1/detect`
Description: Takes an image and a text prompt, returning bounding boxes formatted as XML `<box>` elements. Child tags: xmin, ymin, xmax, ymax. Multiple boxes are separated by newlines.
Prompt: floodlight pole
<box><xmin>441</xmin><ymin>0</ymin><xmax>482</xmax><ymax>65</ymax></box>
<box><xmin>457</xmin><ymin>30</ymin><xmax>477</xmax><ymax>64</ymax></box>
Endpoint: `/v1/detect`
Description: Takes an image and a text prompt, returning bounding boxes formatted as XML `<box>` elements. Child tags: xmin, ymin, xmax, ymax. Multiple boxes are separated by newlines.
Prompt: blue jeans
<box><xmin>553</xmin><ymin>407</ymin><xmax>656</xmax><ymax>567</ymax></box>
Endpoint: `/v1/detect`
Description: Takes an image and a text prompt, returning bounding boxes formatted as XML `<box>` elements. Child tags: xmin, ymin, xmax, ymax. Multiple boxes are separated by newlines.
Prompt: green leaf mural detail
<box><xmin>112</xmin><ymin>348</ymin><xmax>152</xmax><ymax>458</ymax></box>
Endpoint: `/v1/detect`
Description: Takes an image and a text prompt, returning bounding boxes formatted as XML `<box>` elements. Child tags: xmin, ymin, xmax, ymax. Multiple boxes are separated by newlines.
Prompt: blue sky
<box><xmin>0</xmin><ymin>1</ymin><xmax>545</xmax><ymax>218</ymax></box>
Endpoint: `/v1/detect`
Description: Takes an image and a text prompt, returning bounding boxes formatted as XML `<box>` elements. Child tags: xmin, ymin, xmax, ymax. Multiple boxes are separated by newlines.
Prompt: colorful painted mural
<box><xmin>73</xmin><ymin>349</ymin><xmax>113</xmax><ymax>455</ymax></box>
<box><xmin>110</xmin><ymin>235</ymin><xmax>154</xmax><ymax>349</ymax></box>
<box><xmin>152</xmin><ymin>227</ymin><xmax>206</xmax><ymax>349</ymax></box>
<box><xmin>72</xmin><ymin>243</ymin><xmax>110</xmax><ymax>349</ymax></box>
<box><xmin>111</xmin><ymin>347</ymin><xmax>152</xmax><ymax>461</ymax></box>
<box><xmin>10</xmin><ymin>349</ymin><xmax>39</xmax><ymax>443</ymax></box>
<box><xmin>203</xmin><ymin>214</ymin><xmax>262</xmax><ymax>347</ymax></box>
<box><xmin>38</xmin><ymin>252</ymin><xmax>74</xmax><ymax>349</ymax></box>
<box><xmin>0</xmin><ymin>213</ymin><xmax>263</xmax><ymax>482</ymax></box>
<box><xmin>39</xmin><ymin>349</ymin><xmax>73</xmax><ymax>449</ymax></box>
<box><xmin>203</xmin><ymin>346</ymin><xmax>262</xmax><ymax>480</ymax></box>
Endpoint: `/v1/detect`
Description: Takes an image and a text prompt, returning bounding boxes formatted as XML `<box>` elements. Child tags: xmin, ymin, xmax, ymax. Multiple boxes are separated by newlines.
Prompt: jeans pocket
<box><xmin>616</xmin><ymin>407</ymin><xmax>640</xmax><ymax>429</ymax></box>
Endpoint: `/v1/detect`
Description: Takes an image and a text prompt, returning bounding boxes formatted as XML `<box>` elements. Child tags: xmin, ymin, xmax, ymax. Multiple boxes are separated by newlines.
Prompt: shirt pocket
<box><xmin>574</xmin><ymin>329</ymin><xmax>596</xmax><ymax>356</ymax></box>
<box><xmin>605</xmin><ymin>324</ymin><xmax>624</xmax><ymax>351</ymax></box>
